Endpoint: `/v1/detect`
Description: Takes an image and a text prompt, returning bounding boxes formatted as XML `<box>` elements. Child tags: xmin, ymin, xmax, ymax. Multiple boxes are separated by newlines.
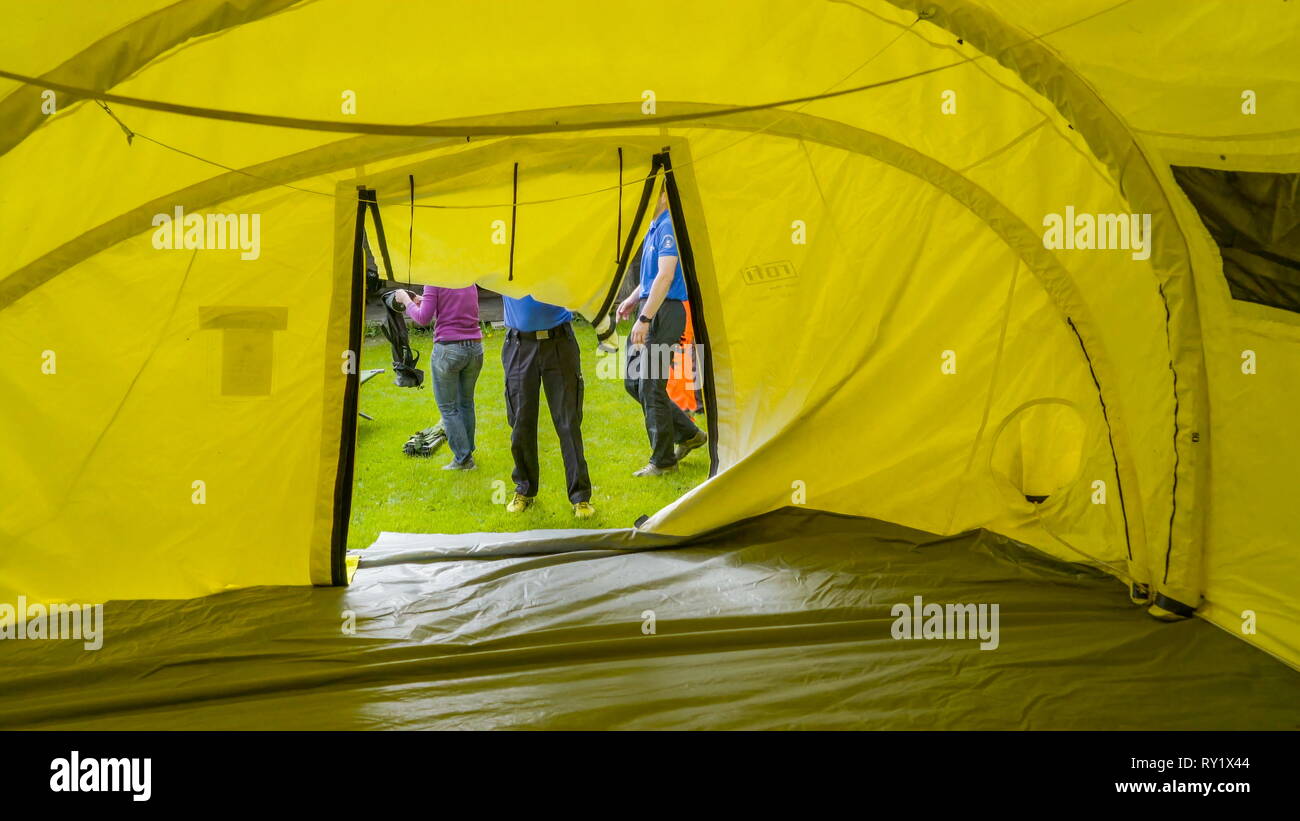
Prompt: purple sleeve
<box><xmin>407</xmin><ymin>285</ymin><xmax>438</xmax><ymax>326</ymax></box>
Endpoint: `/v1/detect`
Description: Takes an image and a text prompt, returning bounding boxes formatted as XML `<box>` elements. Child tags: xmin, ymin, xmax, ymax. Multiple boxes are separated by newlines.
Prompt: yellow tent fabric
<box><xmin>1</xmin><ymin>0</ymin><xmax>1297</xmax><ymax>676</ymax></box>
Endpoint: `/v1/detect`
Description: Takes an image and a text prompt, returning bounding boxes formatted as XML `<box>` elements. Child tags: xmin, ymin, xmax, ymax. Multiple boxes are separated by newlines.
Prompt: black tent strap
<box><xmin>332</xmin><ymin>193</ymin><xmax>368</xmax><ymax>585</ymax></box>
<box><xmin>407</xmin><ymin>174</ymin><xmax>415</xmax><ymax>283</ymax></box>
<box><xmin>358</xmin><ymin>186</ymin><xmax>397</xmax><ymax>283</ymax></box>
<box><xmin>616</xmin><ymin>146</ymin><xmax>624</xmax><ymax>264</ymax></box>
<box><xmin>360</xmin><ymin>231</ymin><xmax>378</xmax><ymax>277</ymax></box>
<box><xmin>592</xmin><ymin>153</ymin><xmax>664</xmax><ymax>340</ymax></box>
<box><xmin>659</xmin><ymin>148</ymin><xmax>721</xmax><ymax>477</ymax></box>
<box><xmin>1152</xmin><ymin>592</ymin><xmax>1198</xmax><ymax>618</ymax></box>
<box><xmin>508</xmin><ymin>162</ymin><xmax>519</xmax><ymax>281</ymax></box>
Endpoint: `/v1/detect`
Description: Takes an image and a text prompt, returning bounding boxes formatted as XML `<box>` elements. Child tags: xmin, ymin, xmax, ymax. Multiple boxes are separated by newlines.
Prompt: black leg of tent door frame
<box><xmin>592</xmin><ymin>153</ymin><xmax>665</xmax><ymax>339</ymax></box>
<box><xmin>361</xmin><ymin>187</ymin><xmax>398</xmax><ymax>284</ymax></box>
<box><xmin>658</xmin><ymin>149</ymin><xmax>721</xmax><ymax>478</ymax></box>
<box><xmin>328</xmin><ymin>188</ymin><xmax>369</xmax><ymax>586</ymax></box>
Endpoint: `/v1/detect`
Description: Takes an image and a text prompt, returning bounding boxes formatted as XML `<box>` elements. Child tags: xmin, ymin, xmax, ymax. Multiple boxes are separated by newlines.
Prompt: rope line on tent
<box><xmin>80</xmin><ymin>15</ymin><xmax>923</xmax><ymax>212</ymax></box>
<box><xmin>0</xmin><ymin>0</ymin><xmax>1134</xmax><ymax>140</ymax></box>
<box><xmin>101</xmin><ymin>100</ymin><xmax>695</xmax><ymax>209</ymax></box>
<box><xmin>94</xmin><ymin>101</ymin><xmax>135</xmax><ymax>145</ymax></box>
<box><xmin>64</xmin><ymin>0</ymin><xmax>1135</xmax><ymax>214</ymax></box>
<box><xmin>96</xmin><ymin>111</ymin><xmax>682</xmax><ymax>209</ymax></box>
<box><xmin>129</xmin><ymin>130</ymin><xmax>340</xmax><ymax>199</ymax></box>
<box><xmin>635</xmin><ymin>14</ymin><xmax>924</xmax><ymax>202</ymax></box>
<box><xmin>0</xmin><ymin>60</ymin><xmax>964</xmax><ymax>139</ymax></box>
<box><xmin>60</xmin><ymin>247</ymin><xmax>199</xmax><ymax>500</ymax></box>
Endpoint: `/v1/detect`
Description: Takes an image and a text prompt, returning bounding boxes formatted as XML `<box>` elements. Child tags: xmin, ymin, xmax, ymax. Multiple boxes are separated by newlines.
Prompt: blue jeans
<box><xmin>430</xmin><ymin>340</ymin><xmax>483</xmax><ymax>464</ymax></box>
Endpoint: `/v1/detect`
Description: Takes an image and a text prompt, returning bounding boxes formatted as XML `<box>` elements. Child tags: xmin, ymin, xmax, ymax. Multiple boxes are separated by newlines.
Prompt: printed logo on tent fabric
<box><xmin>1041</xmin><ymin>206</ymin><xmax>1152</xmax><ymax>260</ymax></box>
<box><xmin>0</xmin><ymin>597</ymin><xmax>103</xmax><ymax>650</ymax></box>
<box><xmin>890</xmin><ymin>595</ymin><xmax>999</xmax><ymax>650</ymax></box>
<box><xmin>741</xmin><ymin>260</ymin><xmax>798</xmax><ymax>286</ymax></box>
<box><xmin>151</xmin><ymin>205</ymin><xmax>261</xmax><ymax>260</ymax></box>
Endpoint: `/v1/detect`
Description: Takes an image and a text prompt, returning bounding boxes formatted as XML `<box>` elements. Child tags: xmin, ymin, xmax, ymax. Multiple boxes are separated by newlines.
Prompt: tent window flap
<box><xmin>1172</xmin><ymin>166</ymin><xmax>1300</xmax><ymax>313</ymax></box>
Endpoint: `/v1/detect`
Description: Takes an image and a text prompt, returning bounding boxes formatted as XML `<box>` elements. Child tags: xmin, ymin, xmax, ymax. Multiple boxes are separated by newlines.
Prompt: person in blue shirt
<box><xmin>499</xmin><ymin>294</ymin><xmax>594</xmax><ymax>518</ymax></box>
<box><xmin>616</xmin><ymin>186</ymin><xmax>707</xmax><ymax>475</ymax></box>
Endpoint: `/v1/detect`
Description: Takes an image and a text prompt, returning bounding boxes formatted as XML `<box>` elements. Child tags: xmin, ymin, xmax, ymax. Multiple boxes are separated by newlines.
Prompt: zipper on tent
<box><xmin>1065</xmin><ymin>317</ymin><xmax>1133</xmax><ymax>563</ymax></box>
<box><xmin>659</xmin><ymin>149</ymin><xmax>720</xmax><ymax>478</ymax></box>
<box><xmin>330</xmin><ymin>188</ymin><xmax>370</xmax><ymax>585</ymax></box>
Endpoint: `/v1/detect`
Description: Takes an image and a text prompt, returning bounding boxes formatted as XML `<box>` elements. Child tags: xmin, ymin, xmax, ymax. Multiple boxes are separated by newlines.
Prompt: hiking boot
<box><xmin>633</xmin><ymin>463</ymin><xmax>678</xmax><ymax>477</ymax></box>
<box><xmin>674</xmin><ymin>430</ymin><xmax>708</xmax><ymax>462</ymax></box>
<box><xmin>442</xmin><ymin>457</ymin><xmax>476</xmax><ymax>471</ymax></box>
<box><xmin>573</xmin><ymin>501</ymin><xmax>596</xmax><ymax>519</ymax></box>
<box><xmin>505</xmin><ymin>493</ymin><xmax>535</xmax><ymax>513</ymax></box>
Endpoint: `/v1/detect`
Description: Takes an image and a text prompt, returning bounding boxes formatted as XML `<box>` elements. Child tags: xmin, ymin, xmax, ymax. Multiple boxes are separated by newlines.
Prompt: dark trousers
<box><xmin>502</xmin><ymin>323</ymin><xmax>592</xmax><ymax>503</ymax></box>
<box><xmin>624</xmin><ymin>299</ymin><xmax>702</xmax><ymax>468</ymax></box>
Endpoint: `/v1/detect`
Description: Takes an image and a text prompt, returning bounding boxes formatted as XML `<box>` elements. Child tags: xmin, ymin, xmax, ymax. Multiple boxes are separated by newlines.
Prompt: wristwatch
<box><xmin>637</xmin><ymin>314</ymin><xmax>652</xmax><ymax>324</ymax></box>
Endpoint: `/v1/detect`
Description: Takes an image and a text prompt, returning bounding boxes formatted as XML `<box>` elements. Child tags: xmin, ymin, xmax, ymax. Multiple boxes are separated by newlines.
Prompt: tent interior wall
<box><xmin>1</xmin><ymin>0</ymin><xmax>1298</xmax><ymax>692</ymax></box>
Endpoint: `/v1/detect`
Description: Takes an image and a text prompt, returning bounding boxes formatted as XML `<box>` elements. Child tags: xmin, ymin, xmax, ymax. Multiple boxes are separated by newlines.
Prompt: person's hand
<box><xmin>630</xmin><ymin>318</ymin><xmax>648</xmax><ymax>346</ymax></box>
<box><xmin>617</xmin><ymin>294</ymin><xmax>638</xmax><ymax>321</ymax></box>
<box><xmin>393</xmin><ymin>290</ymin><xmax>412</xmax><ymax>306</ymax></box>
<box><xmin>410</xmin><ymin>293</ymin><xmax>422</xmax><ymax>306</ymax></box>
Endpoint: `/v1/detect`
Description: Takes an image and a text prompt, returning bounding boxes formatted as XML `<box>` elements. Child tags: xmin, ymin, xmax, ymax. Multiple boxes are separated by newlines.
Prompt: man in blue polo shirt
<box><xmin>500</xmin><ymin>294</ymin><xmax>594</xmax><ymax>518</ymax></box>
<box><xmin>616</xmin><ymin>186</ymin><xmax>707</xmax><ymax>476</ymax></box>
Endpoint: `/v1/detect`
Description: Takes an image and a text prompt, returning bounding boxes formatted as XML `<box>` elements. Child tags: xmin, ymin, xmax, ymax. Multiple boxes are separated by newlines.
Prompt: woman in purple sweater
<box><xmin>394</xmin><ymin>285</ymin><xmax>483</xmax><ymax>470</ymax></box>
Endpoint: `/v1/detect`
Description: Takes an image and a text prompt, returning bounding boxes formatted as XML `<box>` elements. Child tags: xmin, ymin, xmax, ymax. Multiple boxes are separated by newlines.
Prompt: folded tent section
<box><xmin>0</xmin><ymin>0</ymin><xmax>1297</xmax><ymax>672</ymax></box>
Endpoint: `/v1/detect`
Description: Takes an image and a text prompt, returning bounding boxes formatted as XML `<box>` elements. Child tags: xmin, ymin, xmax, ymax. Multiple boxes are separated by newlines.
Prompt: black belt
<box><xmin>435</xmin><ymin>339</ymin><xmax>481</xmax><ymax>347</ymax></box>
<box><xmin>638</xmin><ymin>298</ymin><xmax>685</xmax><ymax>314</ymax></box>
<box><xmin>509</xmin><ymin>322</ymin><xmax>570</xmax><ymax>341</ymax></box>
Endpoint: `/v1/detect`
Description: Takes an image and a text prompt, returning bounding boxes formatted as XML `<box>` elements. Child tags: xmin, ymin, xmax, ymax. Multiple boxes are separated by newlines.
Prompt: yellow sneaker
<box><xmin>506</xmin><ymin>493</ymin><xmax>534</xmax><ymax>513</ymax></box>
<box><xmin>573</xmin><ymin>501</ymin><xmax>595</xmax><ymax>519</ymax></box>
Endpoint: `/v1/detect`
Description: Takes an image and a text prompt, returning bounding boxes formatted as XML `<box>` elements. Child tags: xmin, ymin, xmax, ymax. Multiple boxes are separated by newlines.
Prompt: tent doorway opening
<box><xmin>341</xmin><ymin>143</ymin><xmax>715</xmax><ymax>551</ymax></box>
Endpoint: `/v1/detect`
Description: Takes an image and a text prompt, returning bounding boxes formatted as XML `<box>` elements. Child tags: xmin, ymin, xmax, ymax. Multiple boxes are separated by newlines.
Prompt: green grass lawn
<box><xmin>348</xmin><ymin>319</ymin><xmax>708</xmax><ymax>550</ymax></box>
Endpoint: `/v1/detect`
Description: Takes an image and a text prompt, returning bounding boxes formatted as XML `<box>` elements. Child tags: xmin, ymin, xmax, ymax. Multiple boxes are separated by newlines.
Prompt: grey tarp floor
<box><xmin>1</xmin><ymin>508</ymin><xmax>1296</xmax><ymax>729</ymax></box>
